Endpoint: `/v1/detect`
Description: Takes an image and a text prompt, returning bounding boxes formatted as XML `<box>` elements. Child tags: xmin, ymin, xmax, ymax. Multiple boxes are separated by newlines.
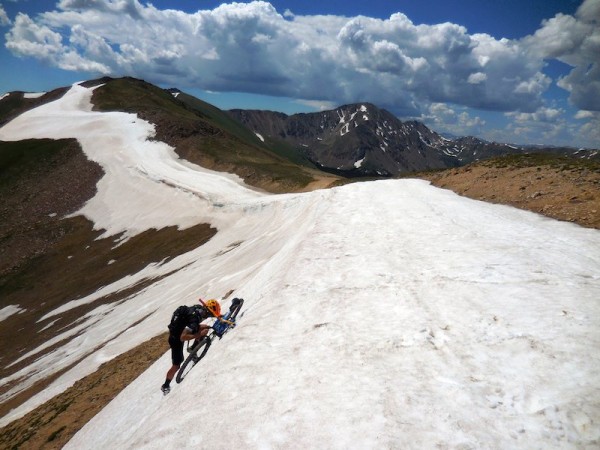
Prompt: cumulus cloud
<box><xmin>295</xmin><ymin>99</ymin><xmax>337</xmax><ymax>111</ymax></box>
<box><xmin>467</xmin><ymin>72</ymin><xmax>487</xmax><ymax>84</ymax></box>
<box><xmin>523</xmin><ymin>0</ymin><xmax>600</xmax><ymax>111</ymax></box>
<box><xmin>575</xmin><ymin>110</ymin><xmax>594</xmax><ymax>119</ymax></box>
<box><xmin>503</xmin><ymin>106</ymin><xmax>579</xmax><ymax>146</ymax></box>
<box><xmin>421</xmin><ymin>102</ymin><xmax>485</xmax><ymax>136</ymax></box>
<box><xmin>5</xmin><ymin>13</ymin><xmax>64</xmax><ymax>60</ymax></box>
<box><xmin>509</xmin><ymin>107</ymin><xmax>564</xmax><ymax>123</ymax></box>
<box><xmin>5</xmin><ymin>13</ymin><xmax>110</xmax><ymax>72</ymax></box>
<box><xmin>577</xmin><ymin>112</ymin><xmax>600</xmax><ymax>147</ymax></box>
<box><xmin>4</xmin><ymin>0</ymin><xmax>556</xmax><ymax>116</ymax></box>
<box><xmin>0</xmin><ymin>5</ymin><xmax>11</xmax><ymax>27</ymax></box>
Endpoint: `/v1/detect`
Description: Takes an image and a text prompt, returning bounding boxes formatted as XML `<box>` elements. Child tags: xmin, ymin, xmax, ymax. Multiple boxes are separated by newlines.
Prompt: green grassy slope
<box><xmin>89</xmin><ymin>77</ymin><xmax>335</xmax><ymax>192</ymax></box>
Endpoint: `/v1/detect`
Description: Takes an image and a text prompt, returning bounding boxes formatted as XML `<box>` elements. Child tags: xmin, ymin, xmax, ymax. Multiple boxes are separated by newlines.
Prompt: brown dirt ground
<box><xmin>416</xmin><ymin>158</ymin><xmax>600</xmax><ymax>230</ymax></box>
<box><xmin>0</xmin><ymin>333</ymin><xmax>168</xmax><ymax>450</ymax></box>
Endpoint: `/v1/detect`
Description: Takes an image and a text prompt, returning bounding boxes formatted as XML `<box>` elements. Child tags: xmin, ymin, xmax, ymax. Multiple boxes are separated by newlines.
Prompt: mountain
<box><xmin>3</xmin><ymin>77</ymin><xmax>596</xmax><ymax>183</ymax></box>
<box><xmin>84</xmin><ymin>77</ymin><xmax>339</xmax><ymax>193</ymax></box>
<box><xmin>229</xmin><ymin>103</ymin><xmax>450</xmax><ymax>176</ymax></box>
<box><xmin>0</xmin><ymin>77</ymin><xmax>599</xmax><ymax>448</ymax></box>
<box><xmin>229</xmin><ymin>104</ymin><xmax>600</xmax><ymax>177</ymax></box>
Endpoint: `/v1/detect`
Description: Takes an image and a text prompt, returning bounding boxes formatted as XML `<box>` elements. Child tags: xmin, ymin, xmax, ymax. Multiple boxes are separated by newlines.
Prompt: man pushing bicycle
<box><xmin>161</xmin><ymin>298</ymin><xmax>221</xmax><ymax>394</ymax></box>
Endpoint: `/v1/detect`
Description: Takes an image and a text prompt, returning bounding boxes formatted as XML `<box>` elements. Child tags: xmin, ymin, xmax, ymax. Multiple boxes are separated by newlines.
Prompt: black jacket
<box><xmin>168</xmin><ymin>305</ymin><xmax>210</xmax><ymax>337</ymax></box>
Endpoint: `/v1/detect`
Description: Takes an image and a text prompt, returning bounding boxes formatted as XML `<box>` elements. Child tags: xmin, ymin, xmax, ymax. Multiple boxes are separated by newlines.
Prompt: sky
<box><xmin>0</xmin><ymin>84</ymin><xmax>599</xmax><ymax>448</ymax></box>
<box><xmin>0</xmin><ymin>0</ymin><xmax>599</xmax><ymax>148</ymax></box>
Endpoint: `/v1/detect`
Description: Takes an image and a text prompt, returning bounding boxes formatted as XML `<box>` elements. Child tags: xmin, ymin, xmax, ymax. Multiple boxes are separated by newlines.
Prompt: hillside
<box><xmin>0</xmin><ymin>79</ymin><xmax>598</xmax><ymax>448</ymax></box>
<box><xmin>29</xmin><ymin>180</ymin><xmax>600</xmax><ymax>449</ymax></box>
<box><xmin>416</xmin><ymin>154</ymin><xmax>600</xmax><ymax>229</ymax></box>
<box><xmin>86</xmin><ymin>77</ymin><xmax>339</xmax><ymax>193</ymax></box>
<box><xmin>2</xmin><ymin>154</ymin><xmax>599</xmax><ymax>448</ymax></box>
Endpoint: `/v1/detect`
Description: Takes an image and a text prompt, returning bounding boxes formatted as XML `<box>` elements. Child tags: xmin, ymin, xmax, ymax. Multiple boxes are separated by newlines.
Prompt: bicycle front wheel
<box><xmin>229</xmin><ymin>298</ymin><xmax>244</xmax><ymax>320</ymax></box>
<box><xmin>176</xmin><ymin>337</ymin><xmax>211</xmax><ymax>384</ymax></box>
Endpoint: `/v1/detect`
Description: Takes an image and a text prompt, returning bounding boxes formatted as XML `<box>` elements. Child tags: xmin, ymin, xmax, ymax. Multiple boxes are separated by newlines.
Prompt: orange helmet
<box><xmin>204</xmin><ymin>299</ymin><xmax>221</xmax><ymax>317</ymax></box>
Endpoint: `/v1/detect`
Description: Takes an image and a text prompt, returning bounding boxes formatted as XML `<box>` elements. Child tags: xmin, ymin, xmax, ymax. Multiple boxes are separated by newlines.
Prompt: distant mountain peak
<box><xmin>228</xmin><ymin>102</ymin><xmax>599</xmax><ymax>176</ymax></box>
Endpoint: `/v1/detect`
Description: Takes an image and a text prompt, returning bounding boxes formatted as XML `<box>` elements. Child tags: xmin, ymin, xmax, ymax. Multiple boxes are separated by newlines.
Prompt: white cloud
<box><xmin>523</xmin><ymin>0</ymin><xmax>600</xmax><ymax>111</ymax></box>
<box><xmin>508</xmin><ymin>107</ymin><xmax>563</xmax><ymax>123</ymax></box>
<box><xmin>575</xmin><ymin>110</ymin><xmax>594</xmax><ymax>119</ymax></box>
<box><xmin>4</xmin><ymin>0</ymin><xmax>556</xmax><ymax>116</ymax></box>
<box><xmin>577</xmin><ymin>112</ymin><xmax>600</xmax><ymax>147</ymax></box>
<box><xmin>5</xmin><ymin>13</ymin><xmax>64</xmax><ymax>60</ymax></box>
<box><xmin>422</xmin><ymin>102</ymin><xmax>485</xmax><ymax>136</ymax></box>
<box><xmin>0</xmin><ymin>5</ymin><xmax>11</xmax><ymax>26</ymax></box>
<box><xmin>503</xmin><ymin>107</ymin><xmax>586</xmax><ymax>146</ymax></box>
<box><xmin>295</xmin><ymin>99</ymin><xmax>337</xmax><ymax>111</ymax></box>
<box><xmin>4</xmin><ymin>0</ymin><xmax>598</xmax><ymax>148</ymax></box>
<box><xmin>467</xmin><ymin>72</ymin><xmax>487</xmax><ymax>84</ymax></box>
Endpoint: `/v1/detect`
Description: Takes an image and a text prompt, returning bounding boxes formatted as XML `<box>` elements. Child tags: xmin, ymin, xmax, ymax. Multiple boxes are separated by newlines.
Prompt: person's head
<box><xmin>204</xmin><ymin>299</ymin><xmax>221</xmax><ymax>317</ymax></box>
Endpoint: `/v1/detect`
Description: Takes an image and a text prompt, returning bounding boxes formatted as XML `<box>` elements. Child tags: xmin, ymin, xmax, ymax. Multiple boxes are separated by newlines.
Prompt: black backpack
<box><xmin>168</xmin><ymin>305</ymin><xmax>189</xmax><ymax>333</ymax></box>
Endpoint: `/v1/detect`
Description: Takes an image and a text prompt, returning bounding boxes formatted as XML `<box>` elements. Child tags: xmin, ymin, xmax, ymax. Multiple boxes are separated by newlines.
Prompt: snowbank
<box><xmin>1</xmin><ymin>83</ymin><xmax>599</xmax><ymax>449</ymax></box>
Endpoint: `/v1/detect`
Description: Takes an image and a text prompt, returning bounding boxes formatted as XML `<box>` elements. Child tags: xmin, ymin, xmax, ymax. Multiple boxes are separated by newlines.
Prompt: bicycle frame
<box><xmin>177</xmin><ymin>298</ymin><xmax>244</xmax><ymax>384</ymax></box>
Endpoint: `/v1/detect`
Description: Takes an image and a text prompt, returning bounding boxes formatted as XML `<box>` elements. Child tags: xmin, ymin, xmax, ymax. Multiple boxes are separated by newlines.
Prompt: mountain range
<box><xmin>227</xmin><ymin>103</ymin><xmax>599</xmax><ymax>177</ymax></box>
<box><xmin>0</xmin><ymin>77</ymin><xmax>599</xmax><ymax>448</ymax></box>
<box><xmin>2</xmin><ymin>76</ymin><xmax>597</xmax><ymax>183</ymax></box>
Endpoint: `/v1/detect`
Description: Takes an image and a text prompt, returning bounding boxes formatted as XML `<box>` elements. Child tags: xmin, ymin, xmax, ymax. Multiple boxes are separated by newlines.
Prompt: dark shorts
<box><xmin>168</xmin><ymin>333</ymin><xmax>184</xmax><ymax>366</ymax></box>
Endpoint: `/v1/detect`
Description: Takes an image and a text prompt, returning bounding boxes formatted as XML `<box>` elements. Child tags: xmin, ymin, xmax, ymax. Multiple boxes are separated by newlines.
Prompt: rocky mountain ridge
<box><xmin>3</xmin><ymin>77</ymin><xmax>597</xmax><ymax>179</ymax></box>
<box><xmin>1</xmin><ymin>76</ymin><xmax>599</xmax><ymax>449</ymax></box>
<box><xmin>229</xmin><ymin>104</ymin><xmax>599</xmax><ymax>177</ymax></box>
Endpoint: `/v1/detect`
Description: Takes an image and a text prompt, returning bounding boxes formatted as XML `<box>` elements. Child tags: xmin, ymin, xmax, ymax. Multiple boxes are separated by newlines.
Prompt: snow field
<box><xmin>69</xmin><ymin>180</ymin><xmax>600</xmax><ymax>449</ymax></box>
<box><xmin>0</xmin><ymin>83</ymin><xmax>599</xmax><ymax>449</ymax></box>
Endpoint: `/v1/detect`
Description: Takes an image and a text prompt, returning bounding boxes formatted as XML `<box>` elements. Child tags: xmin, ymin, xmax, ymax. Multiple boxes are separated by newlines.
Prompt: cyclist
<box><xmin>161</xmin><ymin>299</ymin><xmax>221</xmax><ymax>394</ymax></box>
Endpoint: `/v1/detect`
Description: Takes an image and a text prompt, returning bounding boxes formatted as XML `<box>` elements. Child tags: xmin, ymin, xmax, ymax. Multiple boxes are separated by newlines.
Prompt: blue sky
<box><xmin>1</xmin><ymin>0</ymin><xmax>598</xmax><ymax>148</ymax></box>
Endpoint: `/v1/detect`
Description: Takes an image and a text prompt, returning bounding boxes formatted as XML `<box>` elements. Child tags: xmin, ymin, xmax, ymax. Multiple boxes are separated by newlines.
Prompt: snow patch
<box><xmin>38</xmin><ymin>319</ymin><xmax>61</xmax><ymax>333</ymax></box>
<box><xmin>0</xmin><ymin>83</ymin><xmax>263</xmax><ymax>240</ymax></box>
<box><xmin>340</xmin><ymin>122</ymin><xmax>350</xmax><ymax>136</ymax></box>
<box><xmin>255</xmin><ymin>132</ymin><xmax>264</xmax><ymax>142</ymax></box>
<box><xmin>0</xmin><ymin>305</ymin><xmax>25</xmax><ymax>322</ymax></box>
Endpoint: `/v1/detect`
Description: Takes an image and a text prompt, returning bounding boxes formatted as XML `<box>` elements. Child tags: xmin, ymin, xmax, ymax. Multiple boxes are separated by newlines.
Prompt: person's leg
<box><xmin>166</xmin><ymin>364</ymin><xmax>179</xmax><ymax>380</ymax></box>
<box><xmin>183</xmin><ymin>325</ymin><xmax>210</xmax><ymax>350</ymax></box>
<box><xmin>162</xmin><ymin>335</ymin><xmax>184</xmax><ymax>392</ymax></box>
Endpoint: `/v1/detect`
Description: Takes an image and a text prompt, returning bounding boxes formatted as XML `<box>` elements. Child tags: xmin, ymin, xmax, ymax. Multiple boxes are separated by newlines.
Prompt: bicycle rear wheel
<box><xmin>176</xmin><ymin>337</ymin><xmax>211</xmax><ymax>384</ymax></box>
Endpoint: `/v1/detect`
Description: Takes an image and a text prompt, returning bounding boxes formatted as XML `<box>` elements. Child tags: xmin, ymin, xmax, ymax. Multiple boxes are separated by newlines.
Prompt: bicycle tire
<box><xmin>175</xmin><ymin>337</ymin><xmax>211</xmax><ymax>384</ymax></box>
<box><xmin>228</xmin><ymin>298</ymin><xmax>244</xmax><ymax>321</ymax></box>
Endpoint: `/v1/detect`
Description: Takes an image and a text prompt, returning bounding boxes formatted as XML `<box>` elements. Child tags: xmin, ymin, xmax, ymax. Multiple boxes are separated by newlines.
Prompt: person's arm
<box><xmin>180</xmin><ymin>323</ymin><xmax>211</xmax><ymax>341</ymax></box>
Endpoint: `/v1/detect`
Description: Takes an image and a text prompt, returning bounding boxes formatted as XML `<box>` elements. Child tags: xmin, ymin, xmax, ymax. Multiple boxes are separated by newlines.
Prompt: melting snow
<box><xmin>340</xmin><ymin>122</ymin><xmax>350</xmax><ymax>136</ymax></box>
<box><xmin>0</xmin><ymin>305</ymin><xmax>25</xmax><ymax>322</ymax></box>
<box><xmin>0</xmin><ymin>83</ymin><xmax>599</xmax><ymax>450</ymax></box>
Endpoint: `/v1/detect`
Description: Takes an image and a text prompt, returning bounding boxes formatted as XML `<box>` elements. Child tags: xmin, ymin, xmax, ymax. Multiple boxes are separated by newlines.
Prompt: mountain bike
<box><xmin>175</xmin><ymin>297</ymin><xmax>244</xmax><ymax>384</ymax></box>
